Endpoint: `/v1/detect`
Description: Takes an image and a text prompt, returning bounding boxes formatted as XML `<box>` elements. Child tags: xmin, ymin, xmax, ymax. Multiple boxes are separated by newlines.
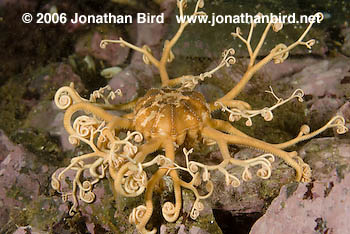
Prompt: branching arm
<box><xmin>215</xmin><ymin>12</ymin><xmax>323</xmax><ymax>104</ymax></box>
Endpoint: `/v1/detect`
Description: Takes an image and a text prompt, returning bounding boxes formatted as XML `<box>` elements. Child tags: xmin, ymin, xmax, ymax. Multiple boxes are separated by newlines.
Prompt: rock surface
<box><xmin>250</xmin><ymin>138</ymin><xmax>350</xmax><ymax>234</ymax></box>
<box><xmin>341</xmin><ymin>27</ymin><xmax>350</xmax><ymax>56</ymax></box>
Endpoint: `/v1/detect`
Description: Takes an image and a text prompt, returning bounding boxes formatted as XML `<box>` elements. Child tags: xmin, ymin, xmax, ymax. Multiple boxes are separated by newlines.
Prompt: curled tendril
<box><xmin>100</xmin><ymin>38</ymin><xmax>126</xmax><ymax>49</ymax></box>
<box><xmin>217</xmin><ymin>88</ymin><xmax>306</xmax><ymax>126</ymax></box>
<box><xmin>257</xmin><ymin>167</ymin><xmax>270</xmax><ymax>179</ymax></box>
<box><xmin>89</xmin><ymin>85</ymin><xmax>122</xmax><ymax>104</ymax></box>
<box><xmin>68</xmin><ymin>135</ymin><xmax>80</xmax><ymax>146</ymax></box>
<box><xmin>197</xmin><ymin>0</ymin><xmax>204</xmax><ymax>8</ymax></box>
<box><xmin>107</xmin><ymin>131</ymin><xmax>143</xmax><ymax>165</ymax></box>
<box><xmin>79</xmin><ymin>189</ymin><xmax>96</xmax><ymax>203</ymax></box>
<box><xmin>328</xmin><ymin>116</ymin><xmax>348</xmax><ymax>134</ymax></box>
<box><xmin>73</xmin><ymin>116</ymin><xmax>99</xmax><ymax>138</ymax></box>
<box><xmin>272</xmin><ymin>22</ymin><xmax>283</xmax><ymax>32</ymax></box>
<box><xmin>241</xmin><ymin>154</ymin><xmax>275</xmax><ymax>181</ymax></box>
<box><xmin>125</xmin><ymin>131</ymin><xmax>143</xmax><ymax>142</ymax></box>
<box><xmin>51</xmin><ymin>156</ymin><xmax>105</xmax><ymax>216</ymax></box>
<box><xmin>190</xmin><ymin>200</ymin><xmax>204</xmax><ymax>219</ymax></box>
<box><xmin>337</xmin><ymin>126</ymin><xmax>348</xmax><ymax>134</ymax></box>
<box><xmin>242</xmin><ymin>167</ymin><xmax>253</xmax><ymax>181</ymax></box>
<box><xmin>226</xmin><ymin>57</ymin><xmax>236</xmax><ymax>66</ymax></box>
<box><xmin>231</xmin><ymin>27</ymin><xmax>242</xmax><ymax>37</ymax></box>
<box><xmin>292</xmin><ymin>155</ymin><xmax>312</xmax><ymax>182</ymax></box>
<box><xmin>228</xmin><ymin>114</ymin><xmax>241</xmax><ymax>122</ymax></box>
<box><xmin>51</xmin><ymin>173</ymin><xmax>60</xmax><ymax>191</ymax></box>
<box><xmin>122</xmin><ymin>170</ymin><xmax>147</xmax><ymax>196</ymax></box>
<box><xmin>271</xmin><ymin>43</ymin><xmax>289</xmax><ymax>64</ymax></box>
<box><xmin>225</xmin><ymin>174</ymin><xmax>241</xmax><ymax>187</ymax></box>
<box><xmin>129</xmin><ymin>205</ymin><xmax>147</xmax><ymax>225</ymax></box>
<box><xmin>299</xmin><ymin>125</ymin><xmax>310</xmax><ymax>136</ymax></box>
<box><xmin>69</xmin><ymin>202</ymin><xmax>78</xmax><ymax>216</ymax></box>
<box><xmin>261</xmin><ymin>108</ymin><xmax>273</xmax><ymax>121</ymax></box>
<box><xmin>313</xmin><ymin>12</ymin><xmax>324</xmax><ymax>22</ymax></box>
<box><xmin>188</xmin><ymin>162</ymin><xmax>199</xmax><ymax>174</ymax></box>
<box><xmin>177</xmin><ymin>0</ymin><xmax>187</xmax><ymax>10</ymax></box>
<box><xmin>194</xmin><ymin>201</ymin><xmax>204</xmax><ymax>211</ymax></box>
<box><xmin>190</xmin><ymin>208</ymin><xmax>200</xmax><ymax>220</ymax></box>
<box><xmin>154</xmin><ymin>155</ymin><xmax>168</xmax><ymax>167</ymax></box>
<box><xmin>134</xmin><ymin>133</ymin><xmax>143</xmax><ymax>143</ymax></box>
<box><xmin>291</xmin><ymin>89</ymin><xmax>305</xmax><ymax>102</ymax></box>
<box><xmin>112</xmin><ymin>156</ymin><xmax>125</xmax><ymax>168</ymax></box>
<box><xmin>54</xmin><ymin>84</ymin><xmax>84</xmax><ymax>110</ymax></box>
<box><xmin>302</xmin><ymin>39</ymin><xmax>315</xmax><ymax>49</ymax></box>
<box><xmin>222</xmin><ymin>48</ymin><xmax>236</xmax><ymax>67</ymax></box>
<box><xmin>81</xmin><ymin>180</ymin><xmax>93</xmax><ymax>191</ymax></box>
<box><xmin>122</xmin><ymin>144</ymin><xmax>138</xmax><ymax>157</ymax></box>
<box><xmin>142</xmin><ymin>45</ymin><xmax>152</xmax><ymax>65</ymax></box>
<box><xmin>55</xmin><ymin>91</ymin><xmax>72</xmax><ymax>109</ymax></box>
<box><xmin>245</xmin><ymin>118</ymin><xmax>253</xmax><ymax>127</ymax></box>
<box><xmin>99</xmin><ymin>40</ymin><xmax>109</xmax><ymax>49</ymax></box>
<box><xmin>162</xmin><ymin>202</ymin><xmax>176</xmax><ymax>221</ymax></box>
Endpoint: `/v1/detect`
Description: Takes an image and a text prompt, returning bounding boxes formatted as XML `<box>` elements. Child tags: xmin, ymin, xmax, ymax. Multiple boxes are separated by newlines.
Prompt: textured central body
<box><xmin>133</xmin><ymin>87</ymin><xmax>211</xmax><ymax>146</ymax></box>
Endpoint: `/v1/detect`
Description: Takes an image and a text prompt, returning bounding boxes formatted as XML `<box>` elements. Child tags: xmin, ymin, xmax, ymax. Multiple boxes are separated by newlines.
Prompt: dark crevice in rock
<box><xmin>303</xmin><ymin>182</ymin><xmax>314</xmax><ymax>200</ymax></box>
<box><xmin>213</xmin><ymin>210</ymin><xmax>262</xmax><ymax>234</ymax></box>
<box><xmin>340</xmin><ymin>76</ymin><xmax>350</xmax><ymax>84</ymax></box>
<box><xmin>323</xmin><ymin>182</ymin><xmax>334</xmax><ymax>198</ymax></box>
<box><xmin>314</xmin><ymin>217</ymin><xmax>331</xmax><ymax>234</ymax></box>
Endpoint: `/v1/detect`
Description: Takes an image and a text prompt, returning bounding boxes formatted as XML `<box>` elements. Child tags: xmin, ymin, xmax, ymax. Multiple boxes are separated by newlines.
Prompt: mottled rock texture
<box><xmin>251</xmin><ymin>138</ymin><xmax>350</xmax><ymax>234</ymax></box>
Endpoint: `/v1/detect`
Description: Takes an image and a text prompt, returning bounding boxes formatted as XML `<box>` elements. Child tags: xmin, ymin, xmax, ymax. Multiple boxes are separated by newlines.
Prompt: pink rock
<box><xmin>250</xmin><ymin>172</ymin><xmax>350</xmax><ymax>234</ymax></box>
<box><xmin>289</xmin><ymin>58</ymin><xmax>350</xmax><ymax>97</ymax></box>
<box><xmin>75</xmin><ymin>32</ymin><xmax>130</xmax><ymax>66</ymax></box>
<box><xmin>341</xmin><ymin>27</ymin><xmax>350</xmax><ymax>56</ymax></box>
<box><xmin>160</xmin><ymin>0</ymin><xmax>177</xmax><ymax>19</ymax></box>
<box><xmin>0</xmin><ymin>131</ymin><xmax>40</xmax><ymax>226</ymax></box>
<box><xmin>65</xmin><ymin>21</ymin><xmax>84</xmax><ymax>33</ymax></box>
<box><xmin>52</xmin><ymin>63</ymin><xmax>83</xmax><ymax>87</ymax></box>
<box><xmin>50</xmin><ymin>110</ymin><xmax>74</xmax><ymax>151</ymax></box>
<box><xmin>108</xmin><ymin>68</ymin><xmax>139</xmax><ymax>105</ymax></box>
<box><xmin>258</xmin><ymin>58</ymin><xmax>318</xmax><ymax>81</ymax></box>
<box><xmin>26</xmin><ymin>63</ymin><xmax>84</xmax><ymax>151</ymax></box>
<box><xmin>308</xmin><ymin>97</ymin><xmax>344</xmax><ymax>129</ymax></box>
<box><xmin>251</xmin><ymin>138</ymin><xmax>350</xmax><ymax>234</ymax></box>
<box><xmin>13</xmin><ymin>226</ymin><xmax>32</xmax><ymax>234</ymax></box>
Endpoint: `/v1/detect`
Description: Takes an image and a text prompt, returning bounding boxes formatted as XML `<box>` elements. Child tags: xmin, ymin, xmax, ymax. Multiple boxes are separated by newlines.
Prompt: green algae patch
<box><xmin>336</xmin><ymin>164</ymin><xmax>348</xmax><ymax>181</ymax></box>
<box><xmin>259</xmin><ymin>179</ymin><xmax>283</xmax><ymax>201</ymax></box>
<box><xmin>0</xmin><ymin>76</ymin><xmax>30</xmax><ymax>135</ymax></box>
<box><xmin>10</xmin><ymin>128</ymin><xmax>64</xmax><ymax>170</ymax></box>
<box><xmin>286</xmin><ymin>182</ymin><xmax>299</xmax><ymax>198</ymax></box>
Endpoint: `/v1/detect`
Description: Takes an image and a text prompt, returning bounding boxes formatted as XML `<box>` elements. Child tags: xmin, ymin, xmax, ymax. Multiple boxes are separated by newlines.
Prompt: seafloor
<box><xmin>0</xmin><ymin>0</ymin><xmax>350</xmax><ymax>233</ymax></box>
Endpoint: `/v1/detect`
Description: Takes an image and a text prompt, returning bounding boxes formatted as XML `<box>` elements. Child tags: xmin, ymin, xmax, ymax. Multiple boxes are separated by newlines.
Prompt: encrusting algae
<box><xmin>51</xmin><ymin>1</ymin><xmax>348</xmax><ymax>233</ymax></box>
